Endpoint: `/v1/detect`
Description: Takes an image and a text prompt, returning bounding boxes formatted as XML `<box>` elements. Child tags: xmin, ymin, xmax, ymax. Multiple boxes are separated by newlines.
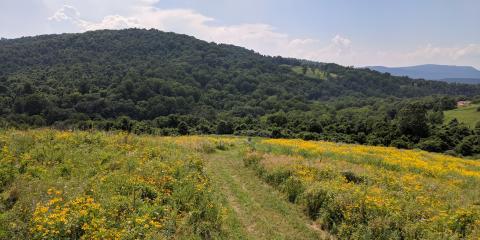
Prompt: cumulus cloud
<box><xmin>48</xmin><ymin>5</ymin><xmax>80</xmax><ymax>21</ymax></box>
<box><xmin>406</xmin><ymin>44</ymin><xmax>480</xmax><ymax>60</ymax></box>
<box><xmin>332</xmin><ymin>35</ymin><xmax>351</xmax><ymax>47</ymax></box>
<box><xmin>367</xmin><ymin>44</ymin><xmax>480</xmax><ymax>68</ymax></box>
<box><xmin>79</xmin><ymin>15</ymin><xmax>140</xmax><ymax>30</ymax></box>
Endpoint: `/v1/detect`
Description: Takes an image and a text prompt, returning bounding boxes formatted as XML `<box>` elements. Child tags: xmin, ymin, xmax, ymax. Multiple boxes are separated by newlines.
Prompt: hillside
<box><xmin>1</xmin><ymin>30</ymin><xmax>479</xmax><ymax>123</ymax></box>
<box><xmin>0</xmin><ymin>129</ymin><xmax>479</xmax><ymax>239</ymax></box>
<box><xmin>1</xmin><ymin>29</ymin><xmax>480</xmax><ymax>157</ymax></box>
<box><xmin>445</xmin><ymin>103</ymin><xmax>480</xmax><ymax>128</ymax></box>
<box><xmin>368</xmin><ymin>64</ymin><xmax>480</xmax><ymax>84</ymax></box>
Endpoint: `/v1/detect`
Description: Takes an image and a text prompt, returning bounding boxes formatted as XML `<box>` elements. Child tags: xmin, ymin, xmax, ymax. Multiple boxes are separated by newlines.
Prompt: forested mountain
<box><xmin>1</xmin><ymin>29</ymin><xmax>479</xmax><ymax>156</ymax></box>
<box><xmin>368</xmin><ymin>64</ymin><xmax>480</xmax><ymax>84</ymax></box>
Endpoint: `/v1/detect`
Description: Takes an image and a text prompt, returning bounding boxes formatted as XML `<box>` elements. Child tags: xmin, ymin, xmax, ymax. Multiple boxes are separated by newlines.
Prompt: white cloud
<box><xmin>332</xmin><ymin>35</ymin><xmax>351</xmax><ymax>47</ymax></box>
<box><xmin>79</xmin><ymin>15</ymin><xmax>141</xmax><ymax>30</ymax></box>
<box><xmin>365</xmin><ymin>44</ymin><xmax>480</xmax><ymax>68</ymax></box>
<box><xmin>407</xmin><ymin>44</ymin><xmax>480</xmax><ymax>60</ymax></box>
<box><xmin>45</xmin><ymin>2</ymin><xmax>480</xmax><ymax>68</ymax></box>
<box><xmin>48</xmin><ymin>5</ymin><xmax>80</xmax><ymax>21</ymax></box>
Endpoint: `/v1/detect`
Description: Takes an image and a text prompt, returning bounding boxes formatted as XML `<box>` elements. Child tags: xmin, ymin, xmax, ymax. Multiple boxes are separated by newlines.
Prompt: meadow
<box><xmin>0</xmin><ymin>129</ymin><xmax>479</xmax><ymax>239</ymax></box>
<box><xmin>0</xmin><ymin>130</ymin><xmax>236</xmax><ymax>239</ymax></box>
<box><xmin>444</xmin><ymin>104</ymin><xmax>480</xmax><ymax>128</ymax></box>
<box><xmin>244</xmin><ymin>139</ymin><xmax>480</xmax><ymax>239</ymax></box>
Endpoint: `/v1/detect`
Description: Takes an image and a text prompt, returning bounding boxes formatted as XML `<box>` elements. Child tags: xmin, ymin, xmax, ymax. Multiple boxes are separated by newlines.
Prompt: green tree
<box><xmin>177</xmin><ymin>121</ymin><xmax>189</xmax><ymax>135</ymax></box>
<box><xmin>396</xmin><ymin>103</ymin><xmax>429</xmax><ymax>138</ymax></box>
<box><xmin>267</xmin><ymin>112</ymin><xmax>288</xmax><ymax>127</ymax></box>
<box><xmin>476</xmin><ymin>121</ymin><xmax>480</xmax><ymax>135</ymax></box>
<box><xmin>455</xmin><ymin>135</ymin><xmax>478</xmax><ymax>156</ymax></box>
<box><xmin>216</xmin><ymin>121</ymin><xmax>234</xmax><ymax>135</ymax></box>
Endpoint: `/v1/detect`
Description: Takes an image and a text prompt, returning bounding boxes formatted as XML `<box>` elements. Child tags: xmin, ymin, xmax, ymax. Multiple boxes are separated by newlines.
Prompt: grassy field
<box><xmin>0</xmin><ymin>130</ymin><xmax>234</xmax><ymax>239</ymax></box>
<box><xmin>245</xmin><ymin>139</ymin><xmax>480</xmax><ymax>239</ymax></box>
<box><xmin>444</xmin><ymin>104</ymin><xmax>480</xmax><ymax>128</ymax></box>
<box><xmin>291</xmin><ymin>66</ymin><xmax>336</xmax><ymax>80</ymax></box>
<box><xmin>1</xmin><ymin>130</ymin><xmax>479</xmax><ymax>239</ymax></box>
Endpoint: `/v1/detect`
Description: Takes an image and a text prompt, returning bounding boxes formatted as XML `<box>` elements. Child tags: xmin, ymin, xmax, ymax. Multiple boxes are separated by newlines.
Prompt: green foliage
<box><xmin>216</xmin><ymin>121</ymin><xmax>234</xmax><ymax>135</ymax></box>
<box><xmin>281</xmin><ymin>177</ymin><xmax>305</xmax><ymax>203</ymax></box>
<box><xmin>456</xmin><ymin>135</ymin><xmax>480</xmax><ymax>156</ymax></box>
<box><xmin>177</xmin><ymin>121</ymin><xmax>189</xmax><ymax>135</ymax></box>
<box><xmin>444</xmin><ymin>104</ymin><xmax>480</xmax><ymax>128</ymax></box>
<box><xmin>245</xmin><ymin>140</ymin><xmax>480</xmax><ymax>239</ymax></box>
<box><xmin>1</xmin><ymin>29</ymin><xmax>480</xmax><ymax>155</ymax></box>
<box><xmin>396</xmin><ymin>103</ymin><xmax>429</xmax><ymax>138</ymax></box>
<box><xmin>0</xmin><ymin>130</ymin><xmax>226</xmax><ymax>239</ymax></box>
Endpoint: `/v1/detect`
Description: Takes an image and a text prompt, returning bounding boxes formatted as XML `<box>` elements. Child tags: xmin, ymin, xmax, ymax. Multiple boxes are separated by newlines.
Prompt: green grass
<box><xmin>204</xmin><ymin>147</ymin><xmax>331</xmax><ymax>239</ymax></box>
<box><xmin>3</xmin><ymin>130</ymin><xmax>480</xmax><ymax>239</ymax></box>
<box><xmin>291</xmin><ymin>66</ymin><xmax>331</xmax><ymax>80</ymax></box>
<box><xmin>444</xmin><ymin>104</ymin><xmax>480</xmax><ymax>128</ymax></box>
<box><xmin>0</xmin><ymin>130</ymin><xmax>226</xmax><ymax>239</ymax></box>
<box><xmin>0</xmin><ymin>130</ymin><xmax>332</xmax><ymax>239</ymax></box>
<box><xmin>244</xmin><ymin>139</ymin><xmax>480</xmax><ymax>239</ymax></box>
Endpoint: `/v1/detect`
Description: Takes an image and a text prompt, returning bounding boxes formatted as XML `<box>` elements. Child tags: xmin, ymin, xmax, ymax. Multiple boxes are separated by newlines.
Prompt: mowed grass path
<box><xmin>204</xmin><ymin>147</ymin><xmax>331</xmax><ymax>240</ymax></box>
<box><xmin>444</xmin><ymin>104</ymin><xmax>480</xmax><ymax>128</ymax></box>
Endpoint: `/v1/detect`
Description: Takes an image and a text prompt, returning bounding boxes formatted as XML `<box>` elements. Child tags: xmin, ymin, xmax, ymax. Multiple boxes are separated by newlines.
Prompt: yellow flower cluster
<box><xmin>31</xmin><ymin>189</ymin><xmax>101</xmax><ymax>239</ymax></box>
<box><xmin>0</xmin><ymin>129</ymin><xmax>225</xmax><ymax>239</ymax></box>
<box><xmin>263</xmin><ymin>138</ymin><xmax>480</xmax><ymax>178</ymax></box>
<box><xmin>258</xmin><ymin>138</ymin><xmax>480</xmax><ymax>238</ymax></box>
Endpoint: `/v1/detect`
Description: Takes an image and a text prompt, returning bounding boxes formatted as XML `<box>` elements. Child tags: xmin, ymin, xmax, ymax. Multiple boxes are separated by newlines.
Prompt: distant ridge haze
<box><xmin>367</xmin><ymin>64</ymin><xmax>480</xmax><ymax>84</ymax></box>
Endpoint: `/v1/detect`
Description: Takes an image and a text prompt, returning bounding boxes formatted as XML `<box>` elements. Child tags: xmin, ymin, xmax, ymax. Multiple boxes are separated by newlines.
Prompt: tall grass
<box><xmin>244</xmin><ymin>138</ymin><xmax>480</xmax><ymax>239</ymax></box>
<box><xmin>0</xmin><ymin>130</ymin><xmax>228</xmax><ymax>239</ymax></box>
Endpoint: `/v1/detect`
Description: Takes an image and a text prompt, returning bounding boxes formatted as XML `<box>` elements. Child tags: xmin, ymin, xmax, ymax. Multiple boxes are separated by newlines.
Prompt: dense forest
<box><xmin>0</xmin><ymin>29</ymin><xmax>479</xmax><ymax>157</ymax></box>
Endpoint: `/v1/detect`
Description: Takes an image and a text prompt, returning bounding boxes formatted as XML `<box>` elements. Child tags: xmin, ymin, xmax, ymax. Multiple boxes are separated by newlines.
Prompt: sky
<box><xmin>1</xmin><ymin>0</ymin><xmax>479</xmax><ymax>68</ymax></box>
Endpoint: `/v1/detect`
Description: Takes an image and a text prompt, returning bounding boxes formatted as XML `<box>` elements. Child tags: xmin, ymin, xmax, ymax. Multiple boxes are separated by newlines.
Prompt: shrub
<box><xmin>390</xmin><ymin>137</ymin><xmax>413</xmax><ymax>149</ymax></box>
<box><xmin>263</xmin><ymin>168</ymin><xmax>292</xmax><ymax>186</ymax></box>
<box><xmin>301</xmin><ymin>184</ymin><xmax>329</xmax><ymax>220</ymax></box>
<box><xmin>242</xmin><ymin>152</ymin><xmax>262</xmax><ymax>167</ymax></box>
<box><xmin>455</xmin><ymin>135</ymin><xmax>478</xmax><ymax>156</ymax></box>
<box><xmin>281</xmin><ymin>177</ymin><xmax>304</xmax><ymax>203</ymax></box>
<box><xmin>341</xmin><ymin>171</ymin><xmax>366</xmax><ymax>184</ymax></box>
<box><xmin>417</xmin><ymin>137</ymin><xmax>446</xmax><ymax>152</ymax></box>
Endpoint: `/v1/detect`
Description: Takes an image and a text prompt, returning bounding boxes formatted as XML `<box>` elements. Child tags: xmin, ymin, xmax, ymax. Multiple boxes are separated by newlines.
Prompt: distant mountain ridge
<box><xmin>368</xmin><ymin>64</ymin><xmax>480</xmax><ymax>84</ymax></box>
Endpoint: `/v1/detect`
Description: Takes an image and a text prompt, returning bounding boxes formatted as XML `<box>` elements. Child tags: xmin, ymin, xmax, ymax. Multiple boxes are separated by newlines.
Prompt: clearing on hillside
<box><xmin>444</xmin><ymin>103</ymin><xmax>480</xmax><ymax>128</ymax></box>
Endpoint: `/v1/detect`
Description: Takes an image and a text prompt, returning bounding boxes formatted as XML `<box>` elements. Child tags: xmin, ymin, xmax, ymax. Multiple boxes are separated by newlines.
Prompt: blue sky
<box><xmin>1</xmin><ymin>0</ymin><xmax>479</xmax><ymax>68</ymax></box>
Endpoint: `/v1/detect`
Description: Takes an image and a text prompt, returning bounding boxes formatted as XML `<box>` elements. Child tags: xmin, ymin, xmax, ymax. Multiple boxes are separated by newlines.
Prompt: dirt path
<box><xmin>204</xmin><ymin>148</ymin><xmax>331</xmax><ymax>240</ymax></box>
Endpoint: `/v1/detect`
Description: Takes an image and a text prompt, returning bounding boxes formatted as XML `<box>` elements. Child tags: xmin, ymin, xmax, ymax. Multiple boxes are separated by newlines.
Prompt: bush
<box><xmin>390</xmin><ymin>136</ymin><xmax>413</xmax><ymax>149</ymax></box>
<box><xmin>302</xmin><ymin>185</ymin><xmax>335</xmax><ymax>221</ymax></box>
<box><xmin>417</xmin><ymin>137</ymin><xmax>446</xmax><ymax>152</ymax></box>
<box><xmin>455</xmin><ymin>135</ymin><xmax>478</xmax><ymax>156</ymax></box>
<box><xmin>242</xmin><ymin>152</ymin><xmax>262</xmax><ymax>167</ymax></box>
<box><xmin>216</xmin><ymin>121</ymin><xmax>234</xmax><ymax>135</ymax></box>
<box><xmin>177</xmin><ymin>121</ymin><xmax>189</xmax><ymax>135</ymax></box>
<box><xmin>341</xmin><ymin>171</ymin><xmax>366</xmax><ymax>184</ymax></box>
<box><xmin>281</xmin><ymin>177</ymin><xmax>304</xmax><ymax>202</ymax></box>
<box><xmin>263</xmin><ymin>168</ymin><xmax>292</xmax><ymax>186</ymax></box>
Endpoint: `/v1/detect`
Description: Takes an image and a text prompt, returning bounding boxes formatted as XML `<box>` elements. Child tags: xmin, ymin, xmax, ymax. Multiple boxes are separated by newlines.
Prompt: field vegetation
<box><xmin>1</xmin><ymin>29</ymin><xmax>480</xmax><ymax>158</ymax></box>
<box><xmin>244</xmin><ymin>138</ymin><xmax>480</xmax><ymax>239</ymax></box>
<box><xmin>0</xmin><ymin>130</ymin><xmax>234</xmax><ymax>239</ymax></box>
<box><xmin>444</xmin><ymin>104</ymin><xmax>480</xmax><ymax>128</ymax></box>
<box><xmin>1</xmin><ymin>129</ymin><xmax>479</xmax><ymax>239</ymax></box>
